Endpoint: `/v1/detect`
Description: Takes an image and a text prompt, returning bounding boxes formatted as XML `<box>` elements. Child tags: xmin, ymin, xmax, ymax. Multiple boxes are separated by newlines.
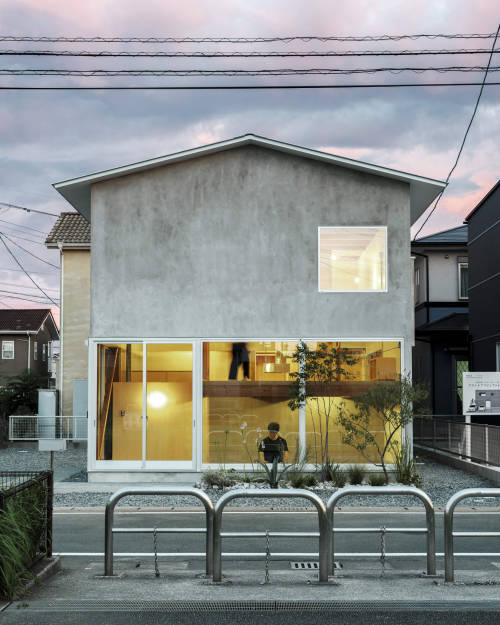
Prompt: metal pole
<box><xmin>444</xmin><ymin>488</ymin><xmax>500</xmax><ymax>582</ymax></box>
<box><xmin>213</xmin><ymin>489</ymin><xmax>329</xmax><ymax>583</ymax></box>
<box><xmin>46</xmin><ymin>470</ymin><xmax>53</xmax><ymax>558</ymax></box>
<box><xmin>104</xmin><ymin>486</ymin><xmax>214</xmax><ymax>577</ymax></box>
<box><xmin>327</xmin><ymin>486</ymin><xmax>436</xmax><ymax>577</ymax></box>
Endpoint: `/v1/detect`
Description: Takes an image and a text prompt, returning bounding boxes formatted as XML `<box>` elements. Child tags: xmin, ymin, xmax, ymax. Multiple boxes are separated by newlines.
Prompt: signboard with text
<box><xmin>463</xmin><ymin>372</ymin><xmax>500</xmax><ymax>416</ymax></box>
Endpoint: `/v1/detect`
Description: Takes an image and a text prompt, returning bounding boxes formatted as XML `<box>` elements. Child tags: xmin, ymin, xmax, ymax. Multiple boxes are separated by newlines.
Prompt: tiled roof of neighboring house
<box><xmin>412</xmin><ymin>225</ymin><xmax>468</xmax><ymax>245</ymax></box>
<box><xmin>45</xmin><ymin>212</ymin><xmax>90</xmax><ymax>248</ymax></box>
<box><xmin>0</xmin><ymin>309</ymin><xmax>57</xmax><ymax>334</ymax></box>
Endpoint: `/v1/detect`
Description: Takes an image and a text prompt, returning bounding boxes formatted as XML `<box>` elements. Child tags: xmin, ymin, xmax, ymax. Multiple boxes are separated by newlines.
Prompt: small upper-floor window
<box><xmin>458</xmin><ymin>262</ymin><xmax>468</xmax><ymax>300</ymax></box>
<box><xmin>414</xmin><ymin>267</ymin><xmax>421</xmax><ymax>304</ymax></box>
<box><xmin>318</xmin><ymin>226</ymin><xmax>387</xmax><ymax>292</ymax></box>
<box><xmin>34</xmin><ymin>341</ymin><xmax>38</xmax><ymax>360</ymax></box>
<box><xmin>42</xmin><ymin>344</ymin><xmax>46</xmax><ymax>362</ymax></box>
<box><xmin>2</xmin><ymin>340</ymin><xmax>14</xmax><ymax>359</ymax></box>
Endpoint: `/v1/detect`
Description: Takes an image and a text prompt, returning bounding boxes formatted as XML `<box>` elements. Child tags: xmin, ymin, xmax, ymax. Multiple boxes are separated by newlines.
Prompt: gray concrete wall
<box><xmin>90</xmin><ymin>145</ymin><xmax>412</xmax><ymax>348</ymax></box>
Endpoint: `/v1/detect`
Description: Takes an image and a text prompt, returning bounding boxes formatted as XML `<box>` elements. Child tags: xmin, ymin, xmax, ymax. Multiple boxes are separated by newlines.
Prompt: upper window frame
<box><xmin>2</xmin><ymin>340</ymin><xmax>14</xmax><ymax>360</ymax></box>
<box><xmin>458</xmin><ymin>261</ymin><xmax>468</xmax><ymax>300</ymax></box>
<box><xmin>317</xmin><ymin>226</ymin><xmax>388</xmax><ymax>293</ymax></box>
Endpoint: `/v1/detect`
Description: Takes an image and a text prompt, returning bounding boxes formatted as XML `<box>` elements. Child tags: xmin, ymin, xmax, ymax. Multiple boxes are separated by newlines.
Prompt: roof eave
<box><xmin>53</xmin><ymin>133</ymin><xmax>446</xmax><ymax>224</ymax></box>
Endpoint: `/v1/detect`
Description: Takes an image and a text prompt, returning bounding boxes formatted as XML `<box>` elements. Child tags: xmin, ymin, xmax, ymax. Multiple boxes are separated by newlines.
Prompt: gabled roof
<box><xmin>45</xmin><ymin>212</ymin><xmax>90</xmax><ymax>249</ymax></box>
<box><xmin>53</xmin><ymin>133</ymin><xmax>446</xmax><ymax>225</ymax></box>
<box><xmin>464</xmin><ymin>179</ymin><xmax>500</xmax><ymax>222</ymax></box>
<box><xmin>0</xmin><ymin>309</ymin><xmax>59</xmax><ymax>338</ymax></box>
<box><xmin>412</xmin><ymin>224</ymin><xmax>468</xmax><ymax>246</ymax></box>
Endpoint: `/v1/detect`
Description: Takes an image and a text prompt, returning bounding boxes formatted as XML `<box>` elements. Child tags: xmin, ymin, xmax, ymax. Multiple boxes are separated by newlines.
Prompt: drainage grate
<box><xmin>10</xmin><ymin>600</ymin><xmax>500</xmax><ymax>612</ymax></box>
<box><xmin>290</xmin><ymin>561</ymin><xmax>342</xmax><ymax>570</ymax></box>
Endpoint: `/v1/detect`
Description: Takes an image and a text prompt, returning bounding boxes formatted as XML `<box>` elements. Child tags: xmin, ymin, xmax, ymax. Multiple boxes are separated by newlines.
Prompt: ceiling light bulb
<box><xmin>330</xmin><ymin>252</ymin><xmax>337</xmax><ymax>260</ymax></box>
<box><xmin>148</xmin><ymin>391</ymin><xmax>167</xmax><ymax>408</ymax></box>
<box><xmin>354</xmin><ymin>276</ymin><xmax>360</xmax><ymax>284</ymax></box>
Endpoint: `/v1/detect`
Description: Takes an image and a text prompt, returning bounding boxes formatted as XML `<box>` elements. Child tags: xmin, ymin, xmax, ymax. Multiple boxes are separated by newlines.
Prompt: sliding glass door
<box><xmin>96</xmin><ymin>342</ymin><xmax>194</xmax><ymax>467</ymax></box>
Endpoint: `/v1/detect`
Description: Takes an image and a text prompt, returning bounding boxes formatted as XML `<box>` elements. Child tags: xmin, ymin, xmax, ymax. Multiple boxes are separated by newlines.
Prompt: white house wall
<box><xmin>90</xmin><ymin>145</ymin><xmax>412</xmax><ymax>356</ymax></box>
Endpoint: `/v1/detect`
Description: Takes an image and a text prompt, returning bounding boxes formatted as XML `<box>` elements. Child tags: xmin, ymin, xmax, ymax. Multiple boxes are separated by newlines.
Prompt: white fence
<box><xmin>9</xmin><ymin>415</ymin><xmax>88</xmax><ymax>441</ymax></box>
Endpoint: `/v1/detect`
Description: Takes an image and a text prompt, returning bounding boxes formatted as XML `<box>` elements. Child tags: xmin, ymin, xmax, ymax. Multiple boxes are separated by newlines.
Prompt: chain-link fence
<box><xmin>414</xmin><ymin>416</ymin><xmax>500</xmax><ymax>467</ymax></box>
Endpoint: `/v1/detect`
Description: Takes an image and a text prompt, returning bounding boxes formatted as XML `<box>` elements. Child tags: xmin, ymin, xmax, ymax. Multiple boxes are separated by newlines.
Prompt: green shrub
<box><xmin>201</xmin><ymin>469</ymin><xmax>237</xmax><ymax>489</ymax></box>
<box><xmin>347</xmin><ymin>465</ymin><xmax>366</xmax><ymax>485</ymax></box>
<box><xmin>0</xmin><ymin>483</ymin><xmax>46</xmax><ymax>599</ymax></box>
<box><xmin>289</xmin><ymin>473</ymin><xmax>307</xmax><ymax>488</ymax></box>
<box><xmin>392</xmin><ymin>442</ymin><xmax>422</xmax><ymax>488</ymax></box>
<box><xmin>303</xmin><ymin>473</ymin><xmax>318</xmax><ymax>487</ymax></box>
<box><xmin>368</xmin><ymin>473</ymin><xmax>387</xmax><ymax>486</ymax></box>
<box><xmin>324</xmin><ymin>462</ymin><xmax>346</xmax><ymax>487</ymax></box>
<box><xmin>333</xmin><ymin>472</ymin><xmax>346</xmax><ymax>488</ymax></box>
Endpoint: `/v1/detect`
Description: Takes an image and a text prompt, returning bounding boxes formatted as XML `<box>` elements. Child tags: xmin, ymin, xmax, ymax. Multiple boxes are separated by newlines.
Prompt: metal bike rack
<box><xmin>327</xmin><ymin>486</ymin><xmax>436</xmax><ymax>576</ymax></box>
<box><xmin>104</xmin><ymin>486</ymin><xmax>214</xmax><ymax>577</ymax></box>
<box><xmin>444</xmin><ymin>488</ymin><xmax>500</xmax><ymax>582</ymax></box>
<box><xmin>213</xmin><ymin>488</ymin><xmax>329</xmax><ymax>583</ymax></box>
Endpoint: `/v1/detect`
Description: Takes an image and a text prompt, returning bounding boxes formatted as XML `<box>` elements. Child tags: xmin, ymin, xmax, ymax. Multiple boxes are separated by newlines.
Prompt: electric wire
<box><xmin>0</xmin><ymin>33</ymin><xmax>495</xmax><ymax>43</ymax></box>
<box><xmin>0</xmin><ymin>217</ymin><xmax>50</xmax><ymax>236</ymax></box>
<box><xmin>2</xmin><ymin>66</ymin><xmax>498</xmax><ymax>76</ymax></box>
<box><xmin>1</xmin><ymin>82</ymin><xmax>499</xmax><ymax>90</ymax></box>
<box><xmin>0</xmin><ymin>201</ymin><xmax>59</xmax><ymax>217</ymax></box>
<box><xmin>0</xmin><ymin>291</ymin><xmax>58</xmax><ymax>305</ymax></box>
<box><xmin>1</xmin><ymin>48</ymin><xmax>498</xmax><ymax>57</ymax></box>
<box><xmin>0</xmin><ymin>288</ymin><xmax>59</xmax><ymax>302</ymax></box>
<box><xmin>0</xmin><ymin>279</ymin><xmax>59</xmax><ymax>292</ymax></box>
<box><xmin>0</xmin><ymin>234</ymin><xmax>59</xmax><ymax>306</ymax></box>
<box><xmin>0</xmin><ymin>230</ymin><xmax>49</xmax><ymax>245</ymax></box>
<box><xmin>0</xmin><ymin>232</ymin><xmax>60</xmax><ymax>269</ymax></box>
<box><xmin>413</xmin><ymin>24</ymin><xmax>500</xmax><ymax>240</ymax></box>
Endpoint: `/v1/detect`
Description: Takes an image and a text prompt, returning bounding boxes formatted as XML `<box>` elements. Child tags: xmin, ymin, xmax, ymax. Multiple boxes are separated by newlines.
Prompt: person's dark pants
<box><xmin>229</xmin><ymin>358</ymin><xmax>249</xmax><ymax>379</ymax></box>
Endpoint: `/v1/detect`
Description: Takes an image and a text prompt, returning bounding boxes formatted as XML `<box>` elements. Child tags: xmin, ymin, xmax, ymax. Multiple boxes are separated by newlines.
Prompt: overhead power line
<box><xmin>0</xmin><ymin>217</ymin><xmax>49</xmax><ymax>235</ymax></box>
<box><xmin>413</xmin><ymin>24</ymin><xmax>500</xmax><ymax>240</ymax></box>
<box><xmin>0</xmin><ymin>234</ymin><xmax>59</xmax><ymax>307</ymax></box>
<box><xmin>0</xmin><ymin>232</ymin><xmax>60</xmax><ymax>269</ymax></box>
<box><xmin>0</xmin><ymin>33</ymin><xmax>495</xmax><ymax>43</ymax></box>
<box><xmin>1</xmin><ymin>82</ymin><xmax>499</xmax><ymax>90</ymax></box>
<box><xmin>0</xmin><ymin>201</ymin><xmax>59</xmax><ymax>217</ymax></box>
<box><xmin>0</xmin><ymin>288</ymin><xmax>59</xmax><ymax>302</ymax></box>
<box><xmin>1</xmin><ymin>47</ymin><xmax>498</xmax><ymax>57</ymax></box>
<box><xmin>2</xmin><ymin>66</ymin><xmax>499</xmax><ymax>76</ymax></box>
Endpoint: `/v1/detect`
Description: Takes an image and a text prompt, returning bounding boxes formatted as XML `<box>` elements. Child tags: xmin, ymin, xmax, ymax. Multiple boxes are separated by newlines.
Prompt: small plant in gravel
<box><xmin>289</xmin><ymin>473</ymin><xmax>307</xmax><ymax>488</ymax></box>
<box><xmin>303</xmin><ymin>473</ymin><xmax>318</xmax><ymax>487</ymax></box>
<box><xmin>347</xmin><ymin>464</ymin><xmax>366</xmax><ymax>485</ymax></box>
<box><xmin>201</xmin><ymin>469</ymin><xmax>238</xmax><ymax>489</ymax></box>
<box><xmin>392</xmin><ymin>441</ymin><xmax>422</xmax><ymax>488</ymax></box>
<box><xmin>368</xmin><ymin>473</ymin><xmax>387</xmax><ymax>486</ymax></box>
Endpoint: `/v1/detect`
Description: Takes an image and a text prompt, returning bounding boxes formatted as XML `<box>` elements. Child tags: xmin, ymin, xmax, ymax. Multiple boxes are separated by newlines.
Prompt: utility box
<box><xmin>38</xmin><ymin>389</ymin><xmax>59</xmax><ymax>438</ymax></box>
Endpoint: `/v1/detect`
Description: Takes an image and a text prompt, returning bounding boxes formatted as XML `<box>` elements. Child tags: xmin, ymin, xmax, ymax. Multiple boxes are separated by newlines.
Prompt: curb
<box><xmin>20</xmin><ymin>556</ymin><xmax>61</xmax><ymax>597</ymax></box>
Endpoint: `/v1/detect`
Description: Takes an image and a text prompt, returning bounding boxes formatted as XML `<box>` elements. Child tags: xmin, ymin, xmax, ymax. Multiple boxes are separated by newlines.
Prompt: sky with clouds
<box><xmin>0</xmin><ymin>0</ymin><xmax>498</xmax><ymax>322</ymax></box>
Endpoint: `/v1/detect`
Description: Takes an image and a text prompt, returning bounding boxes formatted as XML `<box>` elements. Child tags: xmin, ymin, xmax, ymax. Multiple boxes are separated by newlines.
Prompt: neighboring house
<box><xmin>45</xmin><ymin>212</ymin><xmax>91</xmax><ymax>417</ymax></box>
<box><xmin>0</xmin><ymin>309</ymin><xmax>59</xmax><ymax>386</ymax></box>
<box><xmin>53</xmin><ymin>133</ymin><xmax>445</xmax><ymax>481</ymax></box>
<box><xmin>464</xmin><ymin>180</ymin><xmax>500</xmax><ymax>378</ymax></box>
<box><xmin>411</xmin><ymin>226</ymin><xmax>469</xmax><ymax>415</ymax></box>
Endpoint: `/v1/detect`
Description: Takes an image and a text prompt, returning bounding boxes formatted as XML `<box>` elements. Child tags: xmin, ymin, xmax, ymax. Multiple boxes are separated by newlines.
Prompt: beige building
<box><xmin>46</xmin><ymin>213</ymin><xmax>90</xmax><ymax>416</ymax></box>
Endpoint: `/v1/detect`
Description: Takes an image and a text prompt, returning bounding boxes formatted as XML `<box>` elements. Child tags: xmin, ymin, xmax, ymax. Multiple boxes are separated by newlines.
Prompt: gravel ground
<box><xmin>1</xmin><ymin>443</ymin><xmax>498</xmax><ymax>508</ymax></box>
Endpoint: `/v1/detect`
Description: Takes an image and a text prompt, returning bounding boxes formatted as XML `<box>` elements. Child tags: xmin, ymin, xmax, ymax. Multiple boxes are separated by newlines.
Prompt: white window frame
<box><xmin>2</xmin><ymin>340</ymin><xmax>14</xmax><ymax>360</ymax></box>
<box><xmin>458</xmin><ymin>262</ymin><xmax>468</xmax><ymax>300</ymax></box>
<box><xmin>34</xmin><ymin>341</ymin><xmax>38</xmax><ymax>360</ymax></box>
<box><xmin>42</xmin><ymin>343</ymin><xmax>46</xmax><ymax>362</ymax></box>
<box><xmin>414</xmin><ymin>267</ymin><xmax>421</xmax><ymax>304</ymax></box>
<box><xmin>318</xmin><ymin>226</ymin><xmax>388</xmax><ymax>293</ymax></box>
<box><xmin>88</xmin><ymin>336</ymin><xmax>405</xmax><ymax>475</ymax></box>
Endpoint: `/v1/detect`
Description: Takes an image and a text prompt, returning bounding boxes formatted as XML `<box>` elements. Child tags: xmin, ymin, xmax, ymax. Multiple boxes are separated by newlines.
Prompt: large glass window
<box><xmin>319</xmin><ymin>227</ymin><xmax>387</xmax><ymax>292</ymax></box>
<box><xmin>202</xmin><ymin>341</ymin><xmax>299</xmax><ymax>464</ymax></box>
<box><xmin>96</xmin><ymin>343</ymin><xmax>193</xmax><ymax>462</ymax></box>
<box><xmin>304</xmin><ymin>341</ymin><xmax>401</xmax><ymax>463</ymax></box>
<box><xmin>97</xmin><ymin>343</ymin><xmax>143</xmax><ymax>461</ymax></box>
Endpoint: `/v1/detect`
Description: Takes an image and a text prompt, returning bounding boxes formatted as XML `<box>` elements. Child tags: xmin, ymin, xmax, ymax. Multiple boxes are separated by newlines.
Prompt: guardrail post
<box><xmin>444</xmin><ymin>488</ymin><xmax>500</xmax><ymax>583</ymax></box>
<box><xmin>104</xmin><ymin>486</ymin><xmax>214</xmax><ymax>577</ymax></box>
<box><xmin>213</xmin><ymin>489</ymin><xmax>329</xmax><ymax>583</ymax></box>
<box><xmin>327</xmin><ymin>486</ymin><xmax>436</xmax><ymax>577</ymax></box>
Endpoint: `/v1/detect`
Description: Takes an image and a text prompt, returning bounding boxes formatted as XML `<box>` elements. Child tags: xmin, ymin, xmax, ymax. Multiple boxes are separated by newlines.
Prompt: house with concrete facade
<box><xmin>52</xmin><ymin>134</ymin><xmax>445</xmax><ymax>482</ymax></box>
<box><xmin>0</xmin><ymin>309</ymin><xmax>59</xmax><ymax>386</ymax></box>
<box><xmin>45</xmin><ymin>213</ymin><xmax>91</xmax><ymax>418</ymax></box>
<box><xmin>411</xmin><ymin>225</ymin><xmax>469</xmax><ymax>415</ymax></box>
